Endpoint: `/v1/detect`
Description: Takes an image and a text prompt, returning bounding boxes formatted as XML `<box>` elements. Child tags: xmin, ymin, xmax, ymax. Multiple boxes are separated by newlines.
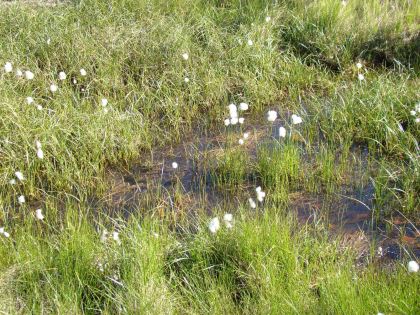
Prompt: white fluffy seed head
<box><xmin>408</xmin><ymin>260</ymin><xmax>419</xmax><ymax>273</ymax></box>
<box><xmin>18</xmin><ymin>195</ymin><xmax>25</xmax><ymax>204</ymax></box>
<box><xmin>247</xmin><ymin>39</ymin><xmax>253</xmax><ymax>46</ymax></box>
<box><xmin>101</xmin><ymin>98</ymin><xmax>108</xmax><ymax>107</ymax></box>
<box><xmin>26</xmin><ymin>97</ymin><xmax>34</xmax><ymax>105</ymax></box>
<box><xmin>279</xmin><ymin>126</ymin><xmax>287</xmax><ymax>138</ymax></box>
<box><xmin>223</xmin><ymin>213</ymin><xmax>233</xmax><ymax>222</ymax></box>
<box><xmin>15</xmin><ymin>171</ymin><xmax>24</xmax><ymax>181</ymax></box>
<box><xmin>356</xmin><ymin>62</ymin><xmax>363</xmax><ymax>69</ymax></box>
<box><xmin>208</xmin><ymin>217</ymin><xmax>220</xmax><ymax>234</ymax></box>
<box><xmin>80</xmin><ymin>68</ymin><xmax>87</xmax><ymax>76</ymax></box>
<box><xmin>224</xmin><ymin>118</ymin><xmax>231</xmax><ymax>126</ymax></box>
<box><xmin>410</xmin><ymin>110</ymin><xmax>416</xmax><ymax>116</ymax></box>
<box><xmin>267</xmin><ymin>110</ymin><xmax>277</xmax><ymax>122</ymax></box>
<box><xmin>35</xmin><ymin>140</ymin><xmax>42</xmax><ymax>149</ymax></box>
<box><xmin>265</xmin><ymin>16</ymin><xmax>271</xmax><ymax>22</ymax></box>
<box><xmin>291</xmin><ymin>114</ymin><xmax>303</xmax><ymax>125</ymax></box>
<box><xmin>172</xmin><ymin>162</ymin><xmax>178</xmax><ymax>169</ymax></box>
<box><xmin>243</xmin><ymin>132</ymin><xmax>249</xmax><ymax>139</ymax></box>
<box><xmin>50</xmin><ymin>84</ymin><xmax>58</xmax><ymax>92</ymax></box>
<box><xmin>238</xmin><ymin>139</ymin><xmax>244</xmax><ymax>145</ymax></box>
<box><xmin>16</xmin><ymin>69</ymin><xmax>23</xmax><ymax>77</ymax></box>
<box><xmin>37</xmin><ymin>148</ymin><xmax>44</xmax><ymax>159</ymax></box>
<box><xmin>25</xmin><ymin>70</ymin><xmax>34</xmax><ymax>80</ymax></box>
<box><xmin>248</xmin><ymin>198</ymin><xmax>257</xmax><ymax>209</ymax></box>
<box><xmin>35</xmin><ymin>209</ymin><xmax>44</xmax><ymax>220</ymax></box>
<box><xmin>358</xmin><ymin>73</ymin><xmax>365</xmax><ymax>81</ymax></box>
<box><xmin>239</xmin><ymin>102</ymin><xmax>249</xmax><ymax>111</ymax></box>
<box><xmin>4</xmin><ymin>62</ymin><xmax>13</xmax><ymax>73</ymax></box>
<box><xmin>230</xmin><ymin>117</ymin><xmax>239</xmax><ymax>125</ymax></box>
<box><xmin>184</xmin><ymin>77</ymin><xmax>190</xmax><ymax>83</ymax></box>
<box><xmin>58</xmin><ymin>71</ymin><xmax>67</xmax><ymax>80</ymax></box>
<box><xmin>182</xmin><ymin>53</ymin><xmax>189</xmax><ymax>60</ymax></box>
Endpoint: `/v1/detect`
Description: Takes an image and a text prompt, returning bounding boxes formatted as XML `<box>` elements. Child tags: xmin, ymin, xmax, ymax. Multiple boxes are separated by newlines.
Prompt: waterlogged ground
<box><xmin>103</xmin><ymin>119</ymin><xmax>419</xmax><ymax>261</ymax></box>
<box><xmin>1</xmin><ymin>1</ymin><xmax>419</xmax><ymax>313</ymax></box>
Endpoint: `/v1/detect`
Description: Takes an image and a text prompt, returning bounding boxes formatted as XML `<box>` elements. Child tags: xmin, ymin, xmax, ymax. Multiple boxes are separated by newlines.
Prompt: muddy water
<box><xmin>103</xmin><ymin>121</ymin><xmax>419</xmax><ymax>260</ymax></box>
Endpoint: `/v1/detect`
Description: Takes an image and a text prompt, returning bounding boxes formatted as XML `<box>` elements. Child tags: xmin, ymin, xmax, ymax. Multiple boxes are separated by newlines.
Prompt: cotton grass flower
<box><xmin>256</xmin><ymin>186</ymin><xmax>266</xmax><ymax>202</ymax></box>
<box><xmin>410</xmin><ymin>110</ymin><xmax>416</xmax><ymax>116</ymax></box>
<box><xmin>279</xmin><ymin>126</ymin><xmax>286</xmax><ymax>138</ymax></box>
<box><xmin>112</xmin><ymin>231</ymin><xmax>121</xmax><ymax>245</ymax></box>
<box><xmin>58</xmin><ymin>71</ymin><xmax>67</xmax><ymax>80</ymax></box>
<box><xmin>416</xmin><ymin>118</ymin><xmax>420</xmax><ymax>123</ymax></box>
<box><xmin>228</xmin><ymin>103</ymin><xmax>238</xmax><ymax>119</ymax></box>
<box><xmin>224</xmin><ymin>118</ymin><xmax>231</xmax><ymax>126</ymax></box>
<box><xmin>35</xmin><ymin>209</ymin><xmax>44</xmax><ymax>220</ymax></box>
<box><xmin>15</xmin><ymin>171</ymin><xmax>24</xmax><ymax>181</ymax></box>
<box><xmin>18</xmin><ymin>195</ymin><xmax>25</xmax><ymax>204</ymax></box>
<box><xmin>50</xmin><ymin>84</ymin><xmax>58</xmax><ymax>92</ymax></box>
<box><xmin>172</xmin><ymin>162</ymin><xmax>178</xmax><ymax>169</ymax></box>
<box><xmin>36</xmin><ymin>105</ymin><xmax>43</xmax><ymax>111</ymax></box>
<box><xmin>238</xmin><ymin>117</ymin><xmax>245</xmax><ymax>124</ymax></box>
<box><xmin>291</xmin><ymin>114</ymin><xmax>303</xmax><ymax>125</ymax></box>
<box><xmin>37</xmin><ymin>148</ymin><xmax>44</xmax><ymax>159</ymax></box>
<box><xmin>265</xmin><ymin>16</ymin><xmax>271</xmax><ymax>22</ymax></box>
<box><xmin>248</xmin><ymin>198</ymin><xmax>257</xmax><ymax>209</ymax></box>
<box><xmin>243</xmin><ymin>132</ymin><xmax>249</xmax><ymax>139</ymax></box>
<box><xmin>407</xmin><ymin>260</ymin><xmax>419</xmax><ymax>273</ymax></box>
<box><xmin>16</xmin><ymin>69</ymin><xmax>23</xmax><ymax>77</ymax></box>
<box><xmin>100</xmin><ymin>229</ymin><xmax>109</xmax><ymax>243</ymax></box>
<box><xmin>4</xmin><ymin>62</ymin><xmax>12</xmax><ymax>73</ymax></box>
<box><xmin>247</xmin><ymin>39</ymin><xmax>253</xmax><ymax>46</ymax></box>
<box><xmin>356</xmin><ymin>62</ymin><xmax>363</xmax><ymax>69</ymax></box>
<box><xmin>238</xmin><ymin>139</ymin><xmax>244</xmax><ymax>145</ymax></box>
<box><xmin>9</xmin><ymin>179</ymin><xmax>16</xmax><ymax>185</ymax></box>
<box><xmin>182</xmin><ymin>52</ymin><xmax>189</xmax><ymax>60</ymax></box>
<box><xmin>267</xmin><ymin>110</ymin><xmax>277</xmax><ymax>122</ymax></box>
<box><xmin>26</xmin><ymin>97</ymin><xmax>34</xmax><ymax>105</ymax></box>
<box><xmin>101</xmin><ymin>98</ymin><xmax>108</xmax><ymax>107</ymax></box>
<box><xmin>358</xmin><ymin>73</ymin><xmax>365</xmax><ymax>81</ymax></box>
<box><xmin>35</xmin><ymin>140</ymin><xmax>42</xmax><ymax>149</ymax></box>
<box><xmin>208</xmin><ymin>217</ymin><xmax>220</xmax><ymax>234</ymax></box>
<box><xmin>184</xmin><ymin>77</ymin><xmax>190</xmax><ymax>83</ymax></box>
<box><xmin>230</xmin><ymin>117</ymin><xmax>239</xmax><ymax>125</ymax></box>
<box><xmin>239</xmin><ymin>102</ymin><xmax>249</xmax><ymax>111</ymax></box>
<box><xmin>25</xmin><ymin>70</ymin><xmax>34</xmax><ymax>80</ymax></box>
<box><xmin>223</xmin><ymin>213</ymin><xmax>233</xmax><ymax>229</ymax></box>
<box><xmin>80</xmin><ymin>68</ymin><xmax>87</xmax><ymax>76</ymax></box>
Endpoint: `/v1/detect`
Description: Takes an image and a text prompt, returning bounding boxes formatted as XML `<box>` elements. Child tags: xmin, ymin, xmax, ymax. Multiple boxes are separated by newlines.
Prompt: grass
<box><xmin>0</xmin><ymin>0</ymin><xmax>419</xmax><ymax>313</ymax></box>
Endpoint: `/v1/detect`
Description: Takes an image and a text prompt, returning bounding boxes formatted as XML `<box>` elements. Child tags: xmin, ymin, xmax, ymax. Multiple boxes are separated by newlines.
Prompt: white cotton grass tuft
<box><xmin>101</xmin><ymin>98</ymin><xmax>108</xmax><ymax>107</ymax></box>
<box><xmin>172</xmin><ymin>162</ymin><xmax>178</xmax><ymax>169</ymax></box>
<box><xmin>35</xmin><ymin>140</ymin><xmax>42</xmax><ymax>149</ymax></box>
<box><xmin>247</xmin><ymin>39</ymin><xmax>253</xmax><ymax>46</ymax></box>
<box><xmin>239</xmin><ymin>102</ymin><xmax>249</xmax><ymax>111</ymax></box>
<box><xmin>50</xmin><ymin>84</ymin><xmax>58</xmax><ymax>93</ymax></box>
<box><xmin>256</xmin><ymin>186</ymin><xmax>266</xmax><ymax>202</ymax></box>
<box><xmin>37</xmin><ymin>148</ymin><xmax>44</xmax><ymax>160</ymax></box>
<box><xmin>230</xmin><ymin>117</ymin><xmax>239</xmax><ymax>125</ymax></box>
<box><xmin>291</xmin><ymin>114</ymin><xmax>303</xmax><ymax>125</ymax></box>
<box><xmin>224</xmin><ymin>118</ymin><xmax>231</xmax><ymax>126</ymax></box>
<box><xmin>112</xmin><ymin>231</ymin><xmax>121</xmax><ymax>245</ymax></box>
<box><xmin>407</xmin><ymin>260</ymin><xmax>419</xmax><ymax>273</ymax></box>
<box><xmin>15</xmin><ymin>171</ymin><xmax>24</xmax><ymax>181</ymax></box>
<box><xmin>182</xmin><ymin>52</ymin><xmax>189</xmax><ymax>60</ymax></box>
<box><xmin>356</xmin><ymin>62</ymin><xmax>363</xmax><ymax>69</ymax></box>
<box><xmin>243</xmin><ymin>132</ymin><xmax>249</xmax><ymax>139</ymax></box>
<box><xmin>358</xmin><ymin>73</ymin><xmax>365</xmax><ymax>81</ymax></box>
<box><xmin>9</xmin><ymin>179</ymin><xmax>16</xmax><ymax>185</ymax></box>
<box><xmin>35</xmin><ymin>209</ymin><xmax>44</xmax><ymax>220</ymax></box>
<box><xmin>223</xmin><ymin>213</ymin><xmax>233</xmax><ymax>229</ymax></box>
<box><xmin>416</xmin><ymin>118</ymin><xmax>420</xmax><ymax>123</ymax></box>
<box><xmin>16</xmin><ymin>69</ymin><xmax>23</xmax><ymax>77</ymax></box>
<box><xmin>267</xmin><ymin>110</ymin><xmax>277</xmax><ymax>122</ymax></box>
<box><xmin>46</xmin><ymin>38</ymin><xmax>51</xmax><ymax>45</ymax></box>
<box><xmin>238</xmin><ymin>139</ymin><xmax>244</xmax><ymax>145</ymax></box>
<box><xmin>410</xmin><ymin>110</ymin><xmax>416</xmax><ymax>116</ymax></box>
<box><xmin>0</xmin><ymin>228</ymin><xmax>10</xmax><ymax>238</ymax></box>
<box><xmin>25</xmin><ymin>70</ymin><xmax>34</xmax><ymax>80</ymax></box>
<box><xmin>208</xmin><ymin>217</ymin><xmax>220</xmax><ymax>234</ymax></box>
<box><xmin>26</xmin><ymin>97</ymin><xmax>34</xmax><ymax>105</ymax></box>
<box><xmin>58</xmin><ymin>71</ymin><xmax>67</xmax><ymax>80</ymax></box>
<box><xmin>228</xmin><ymin>104</ymin><xmax>238</xmax><ymax>119</ymax></box>
<box><xmin>184</xmin><ymin>77</ymin><xmax>190</xmax><ymax>83</ymax></box>
<box><xmin>80</xmin><ymin>68</ymin><xmax>87</xmax><ymax>76</ymax></box>
<box><xmin>279</xmin><ymin>126</ymin><xmax>287</xmax><ymax>138</ymax></box>
<box><xmin>238</xmin><ymin>117</ymin><xmax>245</xmax><ymax>124</ymax></box>
<box><xmin>18</xmin><ymin>195</ymin><xmax>25</xmax><ymax>204</ymax></box>
<box><xmin>265</xmin><ymin>16</ymin><xmax>271</xmax><ymax>22</ymax></box>
<box><xmin>249</xmin><ymin>198</ymin><xmax>257</xmax><ymax>209</ymax></box>
<box><xmin>36</xmin><ymin>104</ymin><xmax>43</xmax><ymax>111</ymax></box>
<box><xmin>4</xmin><ymin>62</ymin><xmax>13</xmax><ymax>73</ymax></box>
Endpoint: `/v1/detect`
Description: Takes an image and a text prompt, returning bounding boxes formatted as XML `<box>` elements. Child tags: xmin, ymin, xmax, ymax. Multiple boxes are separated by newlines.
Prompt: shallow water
<box><xmin>103</xmin><ymin>122</ymin><xmax>419</xmax><ymax>260</ymax></box>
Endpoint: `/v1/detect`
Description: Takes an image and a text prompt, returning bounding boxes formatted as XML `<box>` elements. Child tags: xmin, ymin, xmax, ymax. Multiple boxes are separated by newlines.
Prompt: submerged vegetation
<box><xmin>0</xmin><ymin>0</ymin><xmax>419</xmax><ymax>314</ymax></box>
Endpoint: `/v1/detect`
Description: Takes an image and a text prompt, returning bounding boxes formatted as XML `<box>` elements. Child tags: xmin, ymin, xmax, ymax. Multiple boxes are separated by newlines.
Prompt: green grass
<box><xmin>0</xmin><ymin>0</ymin><xmax>419</xmax><ymax>313</ymax></box>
